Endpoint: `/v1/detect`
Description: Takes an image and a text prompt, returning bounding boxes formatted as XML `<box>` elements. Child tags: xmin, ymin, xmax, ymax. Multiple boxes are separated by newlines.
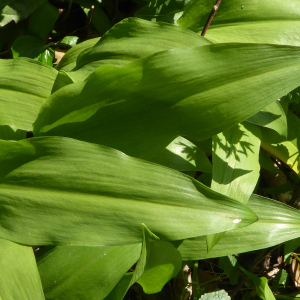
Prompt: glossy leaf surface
<box><xmin>0</xmin><ymin>239</ymin><xmax>45</xmax><ymax>300</ymax></box>
<box><xmin>178</xmin><ymin>0</ymin><xmax>300</xmax><ymax>46</ymax></box>
<box><xmin>34</xmin><ymin>44</ymin><xmax>300</xmax><ymax>159</ymax></box>
<box><xmin>0</xmin><ymin>58</ymin><xmax>57</xmax><ymax>131</ymax></box>
<box><xmin>176</xmin><ymin>195</ymin><xmax>300</xmax><ymax>260</ymax></box>
<box><xmin>0</xmin><ymin>136</ymin><xmax>256</xmax><ymax>246</ymax></box>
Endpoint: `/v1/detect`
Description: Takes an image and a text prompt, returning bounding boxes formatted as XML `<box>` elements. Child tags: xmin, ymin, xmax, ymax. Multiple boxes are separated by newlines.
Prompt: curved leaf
<box><xmin>176</xmin><ymin>194</ymin><xmax>300</xmax><ymax>260</ymax></box>
<box><xmin>34</xmin><ymin>43</ymin><xmax>300</xmax><ymax>159</ymax></box>
<box><xmin>178</xmin><ymin>0</ymin><xmax>300</xmax><ymax>46</ymax></box>
<box><xmin>0</xmin><ymin>136</ymin><xmax>256</xmax><ymax>246</ymax></box>
<box><xmin>0</xmin><ymin>57</ymin><xmax>57</xmax><ymax>131</ymax></box>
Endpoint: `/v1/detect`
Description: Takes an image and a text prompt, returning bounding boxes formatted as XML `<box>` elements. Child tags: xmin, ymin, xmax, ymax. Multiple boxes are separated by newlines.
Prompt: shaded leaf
<box><xmin>28</xmin><ymin>1</ymin><xmax>59</xmax><ymax>41</ymax></box>
<box><xmin>0</xmin><ymin>238</ymin><xmax>45</xmax><ymax>300</ymax></box>
<box><xmin>284</xmin><ymin>238</ymin><xmax>300</xmax><ymax>262</ymax></box>
<box><xmin>37</xmin><ymin>244</ymin><xmax>141</xmax><ymax>300</ymax></box>
<box><xmin>0</xmin><ymin>125</ymin><xmax>26</xmax><ymax>141</ymax></box>
<box><xmin>219</xmin><ymin>255</ymin><xmax>239</xmax><ymax>285</ymax></box>
<box><xmin>175</xmin><ymin>194</ymin><xmax>300</xmax><ymax>260</ymax></box>
<box><xmin>0</xmin><ymin>0</ymin><xmax>46</xmax><ymax>27</ymax></box>
<box><xmin>273</xmin><ymin>269</ymin><xmax>288</xmax><ymax>291</ymax></box>
<box><xmin>34</xmin><ymin>44</ymin><xmax>300</xmax><ymax>159</ymax></box>
<box><xmin>150</xmin><ymin>136</ymin><xmax>212</xmax><ymax>172</ymax></box>
<box><xmin>73</xmin><ymin>17</ymin><xmax>211</xmax><ymax>79</ymax></box>
<box><xmin>0</xmin><ymin>57</ymin><xmax>57</xmax><ymax>131</ymax></box>
<box><xmin>207</xmin><ymin>122</ymin><xmax>261</xmax><ymax>252</ymax></box>
<box><xmin>0</xmin><ymin>136</ymin><xmax>257</xmax><ymax>246</ymax></box>
<box><xmin>178</xmin><ymin>0</ymin><xmax>300</xmax><ymax>46</ymax></box>
<box><xmin>259</xmin><ymin>150</ymin><xmax>278</xmax><ymax>173</ymax></box>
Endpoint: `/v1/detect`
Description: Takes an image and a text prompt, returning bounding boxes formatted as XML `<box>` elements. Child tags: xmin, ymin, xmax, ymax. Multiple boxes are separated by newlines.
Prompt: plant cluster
<box><xmin>1</xmin><ymin>0</ymin><xmax>300</xmax><ymax>299</ymax></box>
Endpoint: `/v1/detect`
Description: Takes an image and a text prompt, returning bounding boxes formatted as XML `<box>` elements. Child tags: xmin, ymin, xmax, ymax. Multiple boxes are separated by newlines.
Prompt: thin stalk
<box><xmin>201</xmin><ymin>0</ymin><xmax>223</xmax><ymax>37</ymax></box>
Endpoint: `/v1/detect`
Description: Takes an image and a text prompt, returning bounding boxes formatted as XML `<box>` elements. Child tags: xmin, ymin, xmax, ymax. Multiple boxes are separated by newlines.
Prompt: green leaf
<box><xmin>11</xmin><ymin>35</ymin><xmax>47</xmax><ymax>59</ymax></box>
<box><xmin>55</xmin><ymin>37</ymin><xmax>100</xmax><ymax>72</ymax></box>
<box><xmin>0</xmin><ymin>238</ymin><xmax>45</xmax><ymax>300</ymax></box>
<box><xmin>60</xmin><ymin>36</ymin><xmax>80</xmax><ymax>47</ymax></box>
<box><xmin>176</xmin><ymin>194</ymin><xmax>300</xmax><ymax>260</ymax></box>
<box><xmin>0</xmin><ymin>136</ymin><xmax>257</xmax><ymax>246</ymax></box>
<box><xmin>34</xmin><ymin>43</ymin><xmax>300</xmax><ymax>159</ymax></box>
<box><xmin>273</xmin><ymin>269</ymin><xmax>288</xmax><ymax>291</ymax></box>
<box><xmin>104</xmin><ymin>273</ymin><xmax>133</xmax><ymax>300</ymax></box>
<box><xmin>0</xmin><ymin>126</ymin><xmax>26</xmax><ymax>141</ymax></box>
<box><xmin>199</xmin><ymin>290</ymin><xmax>231</xmax><ymax>300</ymax></box>
<box><xmin>206</xmin><ymin>122</ymin><xmax>261</xmax><ymax>252</ymax></box>
<box><xmin>28</xmin><ymin>1</ymin><xmax>59</xmax><ymax>41</ymax></box>
<box><xmin>0</xmin><ymin>0</ymin><xmax>46</xmax><ymax>27</ymax></box>
<box><xmin>260</xmin><ymin>111</ymin><xmax>300</xmax><ymax>175</ymax></box>
<box><xmin>136</xmin><ymin>224</ymin><xmax>182</xmax><ymax>294</ymax></box>
<box><xmin>247</xmin><ymin>101</ymin><xmax>287</xmax><ymax>138</ymax></box>
<box><xmin>150</xmin><ymin>136</ymin><xmax>212</xmax><ymax>172</ymax></box>
<box><xmin>259</xmin><ymin>150</ymin><xmax>278</xmax><ymax>173</ymax></box>
<box><xmin>177</xmin><ymin>0</ymin><xmax>300</xmax><ymax>46</ymax></box>
<box><xmin>219</xmin><ymin>255</ymin><xmax>239</xmax><ymax>285</ymax></box>
<box><xmin>37</xmin><ymin>244</ymin><xmax>141</xmax><ymax>300</ymax></box>
<box><xmin>0</xmin><ymin>57</ymin><xmax>57</xmax><ymax>131</ymax></box>
<box><xmin>51</xmin><ymin>70</ymin><xmax>75</xmax><ymax>94</ymax></box>
<box><xmin>73</xmin><ymin>17</ymin><xmax>211</xmax><ymax>78</ymax></box>
<box><xmin>135</xmin><ymin>0</ymin><xmax>190</xmax><ymax>24</ymax></box>
<box><xmin>239</xmin><ymin>266</ymin><xmax>276</xmax><ymax>300</ymax></box>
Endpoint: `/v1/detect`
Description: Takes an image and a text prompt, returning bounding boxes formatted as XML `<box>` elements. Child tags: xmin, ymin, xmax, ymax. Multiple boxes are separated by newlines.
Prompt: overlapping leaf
<box><xmin>0</xmin><ymin>136</ymin><xmax>256</xmax><ymax>246</ymax></box>
<box><xmin>0</xmin><ymin>57</ymin><xmax>57</xmax><ymax>131</ymax></box>
<box><xmin>38</xmin><ymin>244</ymin><xmax>141</xmax><ymax>300</ymax></box>
<box><xmin>176</xmin><ymin>194</ymin><xmax>300</xmax><ymax>260</ymax></box>
<box><xmin>0</xmin><ymin>239</ymin><xmax>45</xmax><ymax>300</ymax></box>
<box><xmin>207</xmin><ymin>122</ymin><xmax>261</xmax><ymax>251</ymax></box>
<box><xmin>178</xmin><ymin>0</ymin><xmax>300</xmax><ymax>46</ymax></box>
<box><xmin>34</xmin><ymin>43</ymin><xmax>300</xmax><ymax>159</ymax></box>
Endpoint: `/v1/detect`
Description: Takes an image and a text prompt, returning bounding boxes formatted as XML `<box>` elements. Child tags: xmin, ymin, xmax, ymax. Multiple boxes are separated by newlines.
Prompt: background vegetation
<box><xmin>1</xmin><ymin>0</ymin><xmax>300</xmax><ymax>299</ymax></box>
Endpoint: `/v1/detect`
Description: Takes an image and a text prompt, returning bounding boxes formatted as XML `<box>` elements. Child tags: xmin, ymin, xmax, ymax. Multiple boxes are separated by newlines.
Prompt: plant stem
<box><xmin>201</xmin><ymin>0</ymin><xmax>223</xmax><ymax>37</ymax></box>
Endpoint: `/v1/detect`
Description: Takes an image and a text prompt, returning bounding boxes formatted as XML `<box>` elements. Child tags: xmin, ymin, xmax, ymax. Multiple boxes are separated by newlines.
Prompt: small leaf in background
<box><xmin>284</xmin><ymin>238</ymin><xmax>300</xmax><ymax>262</ymax></box>
<box><xmin>150</xmin><ymin>136</ymin><xmax>212</xmax><ymax>172</ymax></box>
<box><xmin>60</xmin><ymin>36</ymin><xmax>80</xmax><ymax>47</ymax></box>
<box><xmin>28</xmin><ymin>1</ymin><xmax>59</xmax><ymax>41</ymax></box>
<box><xmin>242</xmin><ymin>292</ymin><xmax>252</xmax><ymax>300</ymax></box>
<box><xmin>239</xmin><ymin>266</ymin><xmax>276</xmax><ymax>300</ymax></box>
<box><xmin>272</xmin><ymin>269</ymin><xmax>288</xmax><ymax>291</ymax></box>
<box><xmin>218</xmin><ymin>255</ymin><xmax>239</xmax><ymax>285</ymax></box>
<box><xmin>199</xmin><ymin>289</ymin><xmax>231</xmax><ymax>300</ymax></box>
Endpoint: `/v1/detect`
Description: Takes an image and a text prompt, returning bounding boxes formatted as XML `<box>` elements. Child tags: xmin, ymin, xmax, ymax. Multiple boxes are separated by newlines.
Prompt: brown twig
<box><xmin>87</xmin><ymin>5</ymin><xmax>95</xmax><ymax>39</ymax></box>
<box><xmin>201</xmin><ymin>0</ymin><xmax>223</xmax><ymax>37</ymax></box>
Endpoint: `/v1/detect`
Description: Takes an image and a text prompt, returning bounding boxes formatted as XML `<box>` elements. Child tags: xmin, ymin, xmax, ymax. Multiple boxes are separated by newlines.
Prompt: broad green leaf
<box><xmin>0</xmin><ymin>58</ymin><xmax>57</xmax><ymax>131</ymax></box>
<box><xmin>239</xmin><ymin>266</ymin><xmax>276</xmax><ymax>300</ymax></box>
<box><xmin>0</xmin><ymin>0</ymin><xmax>46</xmax><ymax>27</ymax></box>
<box><xmin>199</xmin><ymin>290</ymin><xmax>231</xmax><ymax>300</ymax></box>
<box><xmin>219</xmin><ymin>255</ymin><xmax>239</xmax><ymax>285</ymax></box>
<box><xmin>11</xmin><ymin>35</ymin><xmax>47</xmax><ymax>58</ymax></box>
<box><xmin>55</xmin><ymin>38</ymin><xmax>100</xmax><ymax>72</ymax></box>
<box><xmin>104</xmin><ymin>273</ymin><xmax>133</xmax><ymax>300</ymax></box>
<box><xmin>34</xmin><ymin>44</ymin><xmax>300</xmax><ymax>159</ymax></box>
<box><xmin>206</xmin><ymin>122</ymin><xmax>261</xmax><ymax>252</ymax></box>
<box><xmin>135</xmin><ymin>0</ymin><xmax>190</xmax><ymax>23</ymax></box>
<box><xmin>178</xmin><ymin>0</ymin><xmax>300</xmax><ymax>46</ymax></box>
<box><xmin>73</xmin><ymin>17</ymin><xmax>211</xmax><ymax>78</ymax></box>
<box><xmin>260</xmin><ymin>111</ymin><xmax>300</xmax><ymax>175</ymax></box>
<box><xmin>175</xmin><ymin>194</ymin><xmax>300</xmax><ymax>260</ymax></box>
<box><xmin>247</xmin><ymin>101</ymin><xmax>287</xmax><ymax>138</ymax></box>
<box><xmin>37</xmin><ymin>244</ymin><xmax>141</xmax><ymax>300</ymax></box>
<box><xmin>136</xmin><ymin>225</ymin><xmax>182</xmax><ymax>294</ymax></box>
<box><xmin>0</xmin><ymin>125</ymin><xmax>26</xmax><ymax>141</ymax></box>
<box><xmin>28</xmin><ymin>1</ymin><xmax>59</xmax><ymax>41</ymax></box>
<box><xmin>150</xmin><ymin>136</ymin><xmax>212</xmax><ymax>172</ymax></box>
<box><xmin>0</xmin><ymin>238</ymin><xmax>45</xmax><ymax>300</ymax></box>
<box><xmin>273</xmin><ymin>269</ymin><xmax>288</xmax><ymax>291</ymax></box>
<box><xmin>0</xmin><ymin>136</ymin><xmax>257</xmax><ymax>246</ymax></box>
